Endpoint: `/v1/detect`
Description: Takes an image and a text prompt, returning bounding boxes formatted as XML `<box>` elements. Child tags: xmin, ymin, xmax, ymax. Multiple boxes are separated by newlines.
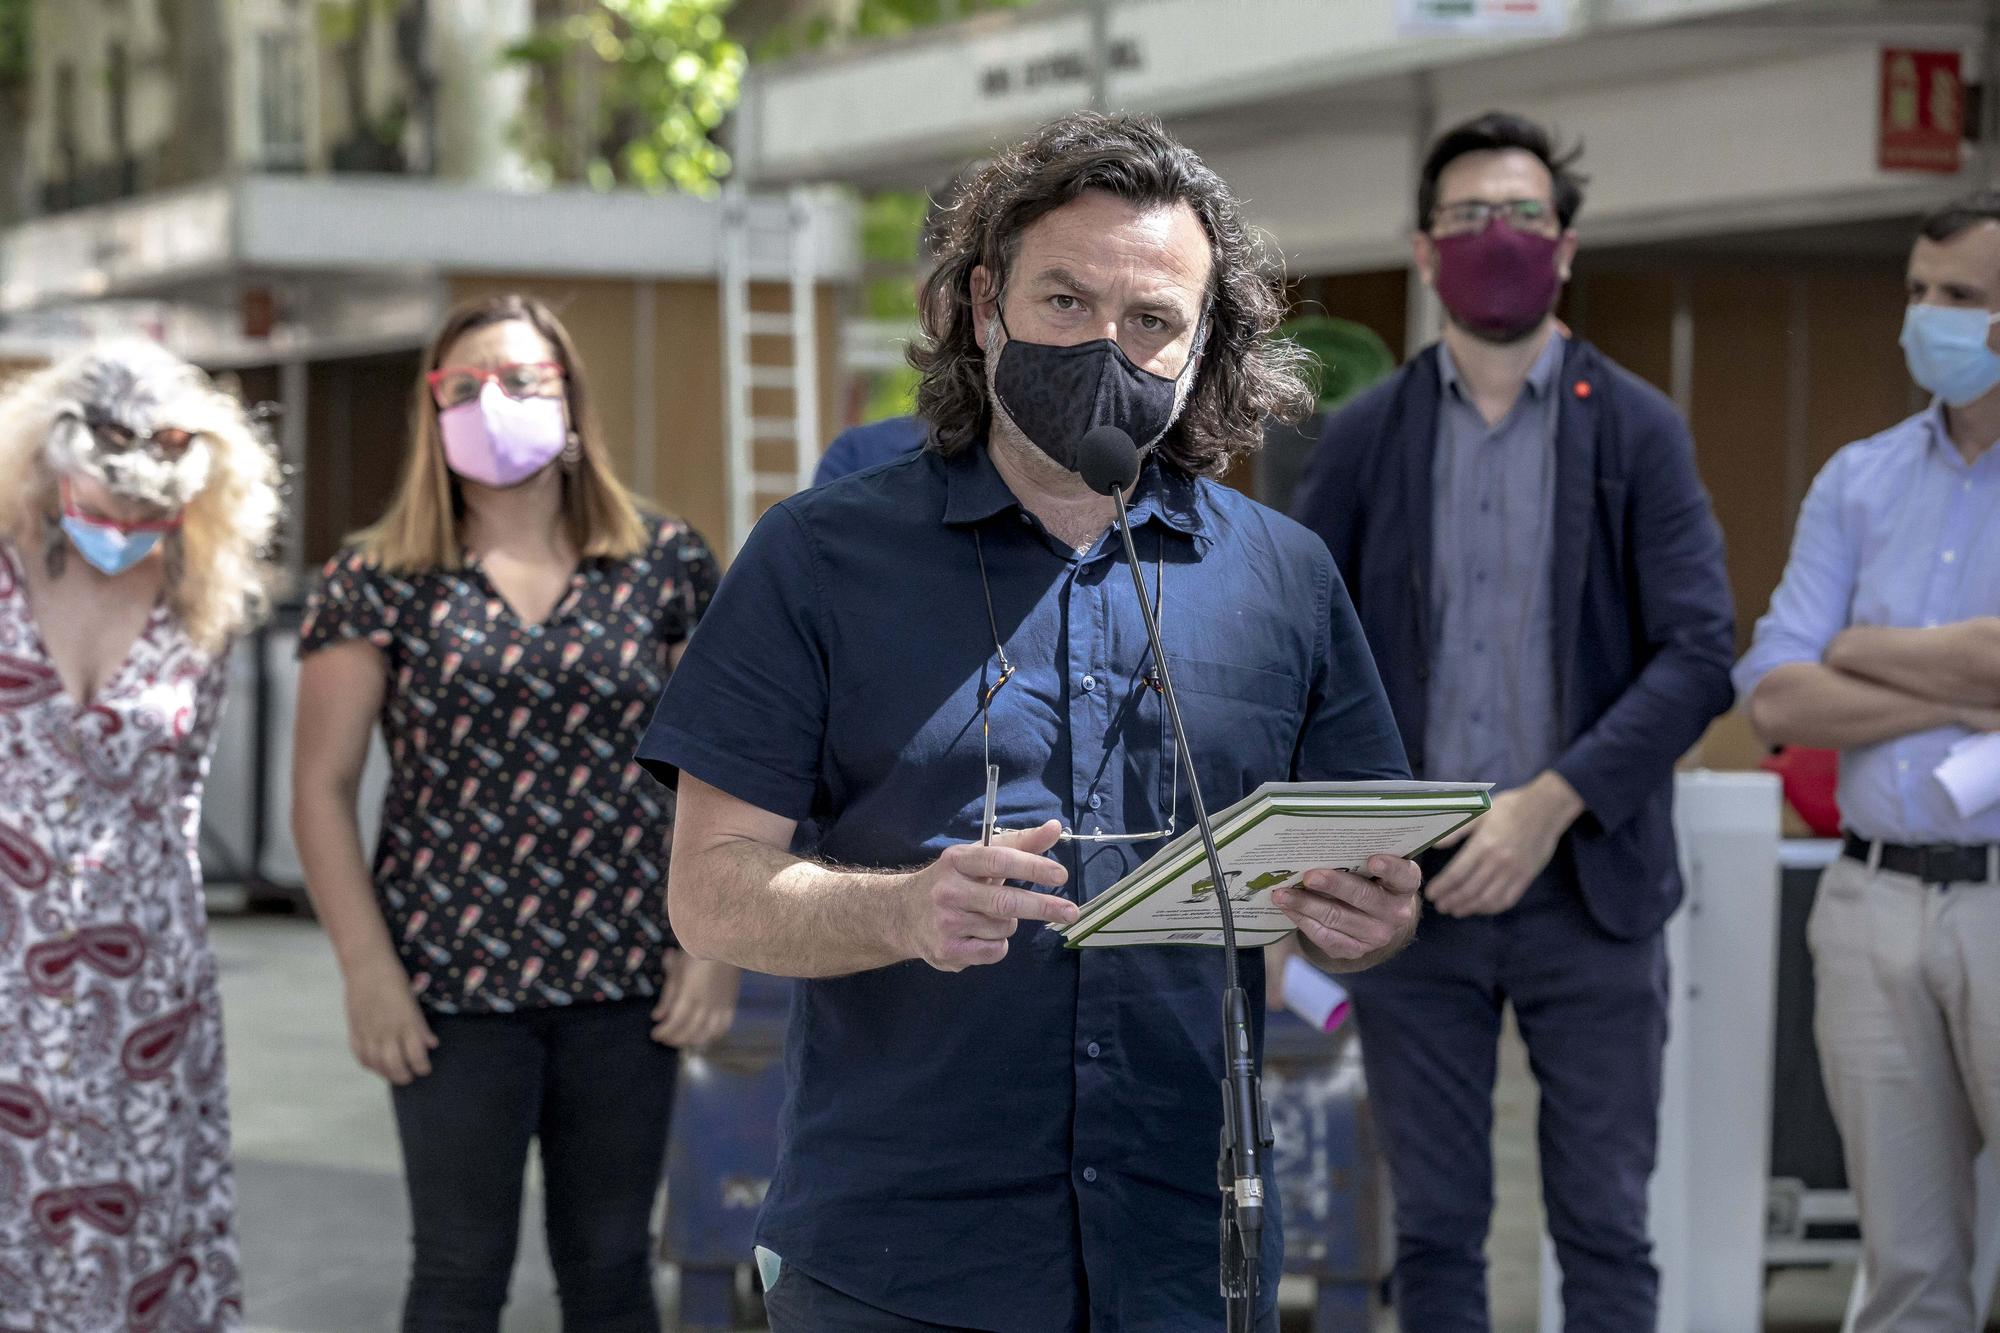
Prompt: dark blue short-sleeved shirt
<box><xmin>637</xmin><ymin>441</ymin><xmax>1407</xmax><ymax>1332</ymax></box>
<box><xmin>811</xmin><ymin>413</ymin><xmax>929</xmax><ymax>487</ymax></box>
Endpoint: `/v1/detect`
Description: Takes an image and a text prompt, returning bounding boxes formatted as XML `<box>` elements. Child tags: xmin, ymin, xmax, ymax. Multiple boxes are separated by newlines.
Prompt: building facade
<box><xmin>1</xmin><ymin>0</ymin><xmax>858</xmax><ymax>567</ymax></box>
<box><xmin>733</xmin><ymin>0</ymin><xmax>1999</xmax><ymax>648</ymax></box>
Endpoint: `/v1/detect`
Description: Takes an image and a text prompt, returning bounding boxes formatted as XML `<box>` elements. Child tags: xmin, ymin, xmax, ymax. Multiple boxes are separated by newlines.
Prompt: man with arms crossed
<box><xmin>1738</xmin><ymin>192</ymin><xmax>2000</xmax><ymax>1332</ymax></box>
<box><xmin>637</xmin><ymin>112</ymin><xmax>1421</xmax><ymax>1331</ymax></box>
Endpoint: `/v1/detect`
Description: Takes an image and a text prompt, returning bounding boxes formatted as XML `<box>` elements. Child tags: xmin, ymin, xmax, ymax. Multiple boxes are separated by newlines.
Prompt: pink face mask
<box><xmin>438</xmin><ymin>384</ymin><xmax>568</xmax><ymax>488</ymax></box>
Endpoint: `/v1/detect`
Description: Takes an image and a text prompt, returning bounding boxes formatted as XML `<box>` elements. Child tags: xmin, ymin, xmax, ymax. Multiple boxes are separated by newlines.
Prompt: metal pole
<box><xmin>1405</xmin><ymin>72</ymin><xmax>1441</xmax><ymax>357</ymax></box>
<box><xmin>279</xmin><ymin>357</ymin><xmax>308</xmax><ymax>580</ymax></box>
<box><xmin>1983</xmin><ymin>7</ymin><xmax>2000</xmax><ymax>187</ymax></box>
<box><xmin>1088</xmin><ymin>0</ymin><xmax>1111</xmax><ymax>113</ymax></box>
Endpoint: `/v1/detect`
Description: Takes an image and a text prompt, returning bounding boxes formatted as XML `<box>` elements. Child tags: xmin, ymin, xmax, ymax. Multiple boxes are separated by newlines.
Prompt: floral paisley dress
<box><xmin>0</xmin><ymin>541</ymin><xmax>241</xmax><ymax>1331</ymax></box>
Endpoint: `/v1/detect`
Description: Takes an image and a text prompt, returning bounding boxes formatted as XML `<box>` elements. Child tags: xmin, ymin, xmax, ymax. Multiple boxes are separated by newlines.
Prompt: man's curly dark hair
<box><xmin>912</xmin><ymin>111</ymin><xmax>1313</xmax><ymax>477</ymax></box>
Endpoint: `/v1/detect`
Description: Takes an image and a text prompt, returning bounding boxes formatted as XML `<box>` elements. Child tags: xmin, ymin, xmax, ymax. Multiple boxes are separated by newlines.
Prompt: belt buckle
<box><xmin>1915</xmin><ymin>845</ymin><xmax>1944</xmax><ymax>885</ymax></box>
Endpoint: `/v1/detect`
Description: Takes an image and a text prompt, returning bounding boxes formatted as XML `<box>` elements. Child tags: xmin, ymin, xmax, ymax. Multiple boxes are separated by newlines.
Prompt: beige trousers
<box><xmin>1811</xmin><ymin>853</ymin><xmax>2000</xmax><ymax>1332</ymax></box>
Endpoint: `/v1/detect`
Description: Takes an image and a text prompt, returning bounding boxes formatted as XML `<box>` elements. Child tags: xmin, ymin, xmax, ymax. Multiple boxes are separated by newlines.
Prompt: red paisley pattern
<box><xmin>0</xmin><ymin>1081</ymin><xmax>50</xmax><ymax>1138</ymax></box>
<box><xmin>128</xmin><ymin>1255</ymin><xmax>199</xmax><ymax>1330</ymax></box>
<box><xmin>0</xmin><ymin>542</ymin><xmax>240</xmax><ymax>1330</ymax></box>
<box><xmin>0</xmin><ymin>816</ymin><xmax>51</xmax><ymax>890</ymax></box>
<box><xmin>0</xmin><ymin>652</ymin><xmax>59</xmax><ymax>708</ymax></box>
<box><xmin>120</xmin><ymin>1006</ymin><xmax>195</xmax><ymax>1081</ymax></box>
<box><xmin>24</xmin><ymin>923</ymin><xmax>145</xmax><ymax>996</ymax></box>
<box><xmin>32</xmin><ymin>1181</ymin><xmax>141</xmax><ymax>1242</ymax></box>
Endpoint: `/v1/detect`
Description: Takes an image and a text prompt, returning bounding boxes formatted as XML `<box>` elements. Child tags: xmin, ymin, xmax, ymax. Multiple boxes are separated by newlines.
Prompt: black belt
<box><xmin>1842</xmin><ymin>833</ymin><xmax>1999</xmax><ymax>885</ymax></box>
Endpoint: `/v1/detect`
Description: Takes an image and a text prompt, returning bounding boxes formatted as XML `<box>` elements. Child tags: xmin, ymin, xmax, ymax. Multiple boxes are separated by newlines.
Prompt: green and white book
<box><xmin>1056</xmin><ymin>781</ymin><xmax>1492</xmax><ymax>949</ymax></box>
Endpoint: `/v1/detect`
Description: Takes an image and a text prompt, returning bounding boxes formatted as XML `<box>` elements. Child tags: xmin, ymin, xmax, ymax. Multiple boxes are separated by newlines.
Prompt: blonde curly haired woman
<box><xmin>0</xmin><ymin>339</ymin><xmax>279</xmax><ymax>1331</ymax></box>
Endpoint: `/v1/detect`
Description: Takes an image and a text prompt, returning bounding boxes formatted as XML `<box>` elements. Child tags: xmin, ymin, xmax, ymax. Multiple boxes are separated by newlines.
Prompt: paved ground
<box><xmin>214</xmin><ymin>908</ymin><xmax>1891</xmax><ymax>1332</ymax></box>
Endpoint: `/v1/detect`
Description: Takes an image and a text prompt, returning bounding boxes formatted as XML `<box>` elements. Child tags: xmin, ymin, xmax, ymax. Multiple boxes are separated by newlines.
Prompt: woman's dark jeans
<box><xmin>391</xmin><ymin>998</ymin><xmax>679</xmax><ymax>1332</ymax></box>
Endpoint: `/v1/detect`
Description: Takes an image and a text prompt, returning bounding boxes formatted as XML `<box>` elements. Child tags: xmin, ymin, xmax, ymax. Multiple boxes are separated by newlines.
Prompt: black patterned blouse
<box><xmin>298</xmin><ymin>516</ymin><xmax>717</xmax><ymax>1014</ymax></box>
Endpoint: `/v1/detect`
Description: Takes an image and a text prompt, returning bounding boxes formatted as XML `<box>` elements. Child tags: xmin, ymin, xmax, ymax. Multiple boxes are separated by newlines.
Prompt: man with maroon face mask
<box><xmin>1292</xmin><ymin>112</ymin><xmax>1736</xmax><ymax>1330</ymax></box>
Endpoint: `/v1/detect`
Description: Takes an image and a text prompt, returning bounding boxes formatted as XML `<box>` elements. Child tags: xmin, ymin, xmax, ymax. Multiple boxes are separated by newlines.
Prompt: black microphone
<box><xmin>1077</xmin><ymin>425</ymin><xmax>1142</xmax><ymax>497</ymax></box>
<box><xmin>1079</xmin><ymin>425</ymin><xmax>1268</xmax><ymax>1331</ymax></box>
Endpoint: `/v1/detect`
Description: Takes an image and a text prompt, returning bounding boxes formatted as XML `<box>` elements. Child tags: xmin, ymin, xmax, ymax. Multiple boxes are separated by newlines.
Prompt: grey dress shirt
<box><xmin>1425</xmin><ymin>333</ymin><xmax>1565</xmax><ymax>791</ymax></box>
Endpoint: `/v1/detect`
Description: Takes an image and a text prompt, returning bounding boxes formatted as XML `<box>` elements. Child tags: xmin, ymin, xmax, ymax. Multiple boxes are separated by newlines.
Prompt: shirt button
<box><xmin>1898</xmin><ymin>760</ymin><xmax>1911</xmax><ymax>774</ymax></box>
<box><xmin>1480</xmin><ymin>500</ymin><xmax>1492</xmax><ymax>514</ymax></box>
<box><xmin>1089</xmin><ymin>793</ymin><xmax>1104</xmax><ymax>811</ymax></box>
<box><xmin>1473</xmin><ymin>640</ymin><xmax>1485</xmax><ymax>653</ymax></box>
<box><xmin>1087</xmin><ymin>1041</ymin><xmax>1101</xmax><ymax>1058</ymax></box>
<box><xmin>1082</xmin><ymin>1167</ymin><xmax>1098</xmax><ymax>1183</ymax></box>
<box><xmin>1081</xmin><ymin>674</ymin><xmax>1097</xmax><ymax>693</ymax></box>
<box><xmin>1942</xmin><ymin>551</ymin><xmax>1957</xmax><ymax>564</ymax></box>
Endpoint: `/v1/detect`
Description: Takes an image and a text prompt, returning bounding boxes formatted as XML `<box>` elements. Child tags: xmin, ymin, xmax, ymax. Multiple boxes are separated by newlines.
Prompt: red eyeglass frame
<box><xmin>60</xmin><ymin>410</ymin><xmax>200</xmax><ymax>459</ymax></box>
<box><xmin>424</xmin><ymin>361</ymin><xmax>567</xmax><ymax>407</ymax></box>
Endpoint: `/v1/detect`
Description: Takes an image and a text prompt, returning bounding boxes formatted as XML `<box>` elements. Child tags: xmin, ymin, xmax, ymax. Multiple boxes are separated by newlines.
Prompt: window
<box><xmin>256</xmin><ymin>30</ymin><xmax>308</xmax><ymax>169</ymax></box>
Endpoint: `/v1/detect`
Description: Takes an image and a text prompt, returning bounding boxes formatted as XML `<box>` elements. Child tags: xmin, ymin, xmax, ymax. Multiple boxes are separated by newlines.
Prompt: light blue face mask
<box><xmin>1900</xmin><ymin>303</ymin><xmax>2000</xmax><ymax>407</ymax></box>
<box><xmin>60</xmin><ymin>513</ymin><xmax>166</xmax><ymax>575</ymax></box>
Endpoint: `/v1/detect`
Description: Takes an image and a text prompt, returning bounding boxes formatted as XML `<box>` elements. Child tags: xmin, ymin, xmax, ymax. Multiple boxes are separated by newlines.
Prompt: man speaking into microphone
<box><xmin>636</xmin><ymin>111</ymin><xmax>1418</xmax><ymax>1332</ymax></box>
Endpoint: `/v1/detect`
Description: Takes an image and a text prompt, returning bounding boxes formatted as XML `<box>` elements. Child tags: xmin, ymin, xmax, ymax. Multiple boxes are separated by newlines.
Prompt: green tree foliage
<box><xmin>858</xmin><ymin>190</ymin><xmax>934</xmax><ymax>419</ymax></box>
<box><xmin>509</xmin><ymin>0</ymin><xmax>746</xmax><ymax>195</ymax></box>
<box><xmin>0</xmin><ymin>0</ymin><xmax>27</xmax><ymax>90</ymax></box>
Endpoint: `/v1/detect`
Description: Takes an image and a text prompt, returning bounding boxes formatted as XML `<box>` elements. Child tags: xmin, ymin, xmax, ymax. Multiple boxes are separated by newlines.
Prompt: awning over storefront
<box><xmin>0</xmin><ymin>175</ymin><xmax>861</xmax><ymax>362</ymax></box>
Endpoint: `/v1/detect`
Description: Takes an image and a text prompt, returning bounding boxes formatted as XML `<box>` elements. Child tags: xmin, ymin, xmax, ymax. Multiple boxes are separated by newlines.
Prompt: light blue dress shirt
<box><xmin>1734</xmin><ymin>404</ymin><xmax>2000</xmax><ymax>843</ymax></box>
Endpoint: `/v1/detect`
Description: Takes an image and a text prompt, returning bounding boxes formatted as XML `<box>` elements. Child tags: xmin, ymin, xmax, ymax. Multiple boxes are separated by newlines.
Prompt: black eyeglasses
<box><xmin>1430</xmin><ymin>198</ymin><xmax>1557</xmax><ymax>237</ymax></box>
<box><xmin>971</xmin><ymin>527</ymin><xmax>1180</xmax><ymax>847</ymax></box>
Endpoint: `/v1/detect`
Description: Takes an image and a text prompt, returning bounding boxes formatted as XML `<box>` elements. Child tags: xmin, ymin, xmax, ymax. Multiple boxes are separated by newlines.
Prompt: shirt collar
<box><xmin>1438</xmin><ymin>330</ymin><xmax>1568</xmax><ymax>403</ymax></box>
<box><xmin>1918</xmin><ymin>399</ymin><xmax>1962</xmax><ymax>464</ymax></box>
<box><xmin>941</xmin><ymin>437</ymin><xmax>1209</xmax><ymax>547</ymax></box>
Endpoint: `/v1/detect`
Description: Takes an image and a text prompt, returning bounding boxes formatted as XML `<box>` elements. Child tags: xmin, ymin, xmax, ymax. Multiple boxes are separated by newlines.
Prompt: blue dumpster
<box><xmin>1266</xmin><ymin>1011</ymin><xmax>1386</xmax><ymax>1332</ymax></box>
<box><xmin>661</xmin><ymin>971</ymin><xmax>792</xmax><ymax>1332</ymax></box>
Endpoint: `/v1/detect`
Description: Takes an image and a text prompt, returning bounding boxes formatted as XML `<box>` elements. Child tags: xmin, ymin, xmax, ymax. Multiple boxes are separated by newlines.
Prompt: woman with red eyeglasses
<box><xmin>291</xmin><ymin>294</ymin><xmax>738</xmax><ymax>1331</ymax></box>
<box><xmin>0</xmin><ymin>339</ymin><xmax>281</xmax><ymax>1330</ymax></box>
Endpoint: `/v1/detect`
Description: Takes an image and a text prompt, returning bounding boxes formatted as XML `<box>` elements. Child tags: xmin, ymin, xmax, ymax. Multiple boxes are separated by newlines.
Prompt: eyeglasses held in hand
<box><xmin>426</xmin><ymin>361</ymin><xmax>566</xmax><ymax>410</ymax></box>
<box><xmin>972</xmin><ymin>526</ymin><xmax>1179</xmax><ymax>848</ymax></box>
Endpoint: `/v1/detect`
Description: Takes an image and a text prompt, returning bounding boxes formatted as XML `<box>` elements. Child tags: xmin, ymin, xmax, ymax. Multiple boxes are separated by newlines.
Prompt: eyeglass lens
<box><xmin>431</xmin><ymin>363</ymin><xmax>562</xmax><ymax>408</ymax></box>
<box><xmin>72</xmin><ymin>414</ymin><xmax>196</xmax><ymax>457</ymax></box>
<box><xmin>1434</xmin><ymin>199</ymin><xmax>1553</xmax><ymax>234</ymax></box>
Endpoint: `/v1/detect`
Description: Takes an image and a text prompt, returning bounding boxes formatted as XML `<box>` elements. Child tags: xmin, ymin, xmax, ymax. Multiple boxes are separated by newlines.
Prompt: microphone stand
<box><xmin>1106</xmin><ymin>482</ymin><xmax>1269</xmax><ymax>1333</ymax></box>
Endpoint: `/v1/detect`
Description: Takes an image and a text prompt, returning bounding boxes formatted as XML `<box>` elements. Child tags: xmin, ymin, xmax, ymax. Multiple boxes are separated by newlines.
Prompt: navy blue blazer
<box><xmin>1290</xmin><ymin>339</ymin><xmax>1735</xmax><ymax>941</ymax></box>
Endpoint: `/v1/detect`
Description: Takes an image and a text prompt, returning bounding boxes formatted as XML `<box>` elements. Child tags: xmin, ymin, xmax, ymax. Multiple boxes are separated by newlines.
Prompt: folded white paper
<box><xmin>1055</xmin><ymin>780</ymin><xmax>1492</xmax><ymax>949</ymax></box>
<box><xmin>1935</xmin><ymin>733</ymin><xmax>2000</xmax><ymax>821</ymax></box>
<box><xmin>1281</xmin><ymin>954</ymin><xmax>1351</xmax><ymax>1034</ymax></box>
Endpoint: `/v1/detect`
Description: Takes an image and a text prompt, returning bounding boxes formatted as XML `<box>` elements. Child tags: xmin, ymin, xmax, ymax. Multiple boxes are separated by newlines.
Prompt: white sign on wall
<box><xmin>1396</xmin><ymin>0</ymin><xmax>1568</xmax><ymax>36</ymax></box>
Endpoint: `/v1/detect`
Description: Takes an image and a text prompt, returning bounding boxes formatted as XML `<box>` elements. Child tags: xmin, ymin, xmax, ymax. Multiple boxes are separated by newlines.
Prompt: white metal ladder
<box><xmin>720</xmin><ymin>185</ymin><xmax>820</xmax><ymax>555</ymax></box>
